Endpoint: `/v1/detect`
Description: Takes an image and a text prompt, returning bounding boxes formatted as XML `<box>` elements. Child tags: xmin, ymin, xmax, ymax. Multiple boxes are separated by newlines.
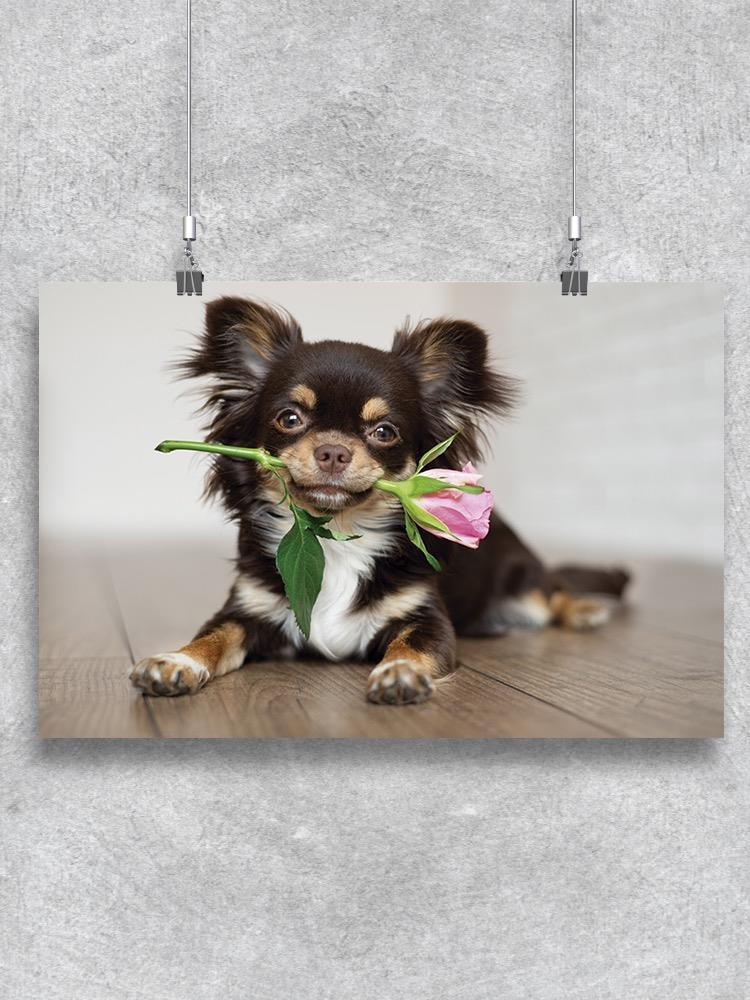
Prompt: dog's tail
<box><xmin>551</xmin><ymin>564</ymin><xmax>631</xmax><ymax>598</ymax></box>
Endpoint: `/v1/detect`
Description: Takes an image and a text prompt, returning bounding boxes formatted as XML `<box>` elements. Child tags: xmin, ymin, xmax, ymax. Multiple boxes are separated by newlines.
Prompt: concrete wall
<box><xmin>3</xmin><ymin>2</ymin><xmax>748</xmax><ymax>998</ymax></box>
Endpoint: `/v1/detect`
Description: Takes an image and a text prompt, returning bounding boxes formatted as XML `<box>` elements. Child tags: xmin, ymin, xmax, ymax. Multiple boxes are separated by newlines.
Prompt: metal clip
<box><xmin>561</xmin><ymin>232</ymin><xmax>587</xmax><ymax>296</ymax></box>
<box><xmin>561</xmin><ymin>264</ymin><xmax>588</xmax><ymax>296</ymax></box>
<box><xmin>177</xmin><ymin>239</ymin><xmax>203</xmax><ymax>296</ymax></box>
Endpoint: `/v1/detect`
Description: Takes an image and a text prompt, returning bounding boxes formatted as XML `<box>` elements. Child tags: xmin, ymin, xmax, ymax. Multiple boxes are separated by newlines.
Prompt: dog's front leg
<box><xmin>129</xmin><ymin>602</ymin><xmax>281</xmax><ymax>697</ymax></box>
<box><xmin>365</xmin><ymin>606</ymin><xmax>456</xmax><ymax>706</ymax></box>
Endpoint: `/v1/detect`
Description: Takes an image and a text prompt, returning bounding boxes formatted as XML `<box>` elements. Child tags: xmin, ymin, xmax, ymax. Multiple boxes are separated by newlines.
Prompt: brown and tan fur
<box><xmin>132</xmin><ymin>622</ymin><xmax>247</xmax><ymax>696</ymax></box>
<box><xmin>366</xmin><ymin>625</ymin><xmax>446</xmax><ymax>705</ymax></box>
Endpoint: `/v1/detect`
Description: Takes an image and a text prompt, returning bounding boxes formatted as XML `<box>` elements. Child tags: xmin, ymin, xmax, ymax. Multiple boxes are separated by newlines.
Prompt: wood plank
<box><xmin>144</xmin><ymin>657</ymin><xmax>610</xmax><ymax>739</ymax></box>
<box><xmin>545</xmin><ymin>549</ymin><xmax>724</xmax><ymax>643</ymax></box>
<box><xmin>38</xmin><ymin>657</ymin><xmax>157</xmax><ymax>738</ymax></box>
<box><xmin>458</xmin><ymin>612</ymin><xmax>723</xmax><ymax>737</ymax></box>
<box><xmin>625</xmin><ymin>559</ymin><xmax>723</xmax><ymax>642</ymax></box>
<box><xmin>428</xmin><ymin>665</ymin><xmax>611</xmax><ymax>738</ymax></box>
<box><xmin>38</xmin><ymin>542</ymin><xmax>150</xmax><ymax>737</ymax></box>
<box><xmin>107</xmin><ymin>547</ymin><xmax>235</xmax><ymax>662</ymax></box>
<box><xmin>41</xmin><ymin>545</ymin><xmax>722</xmax><ymax>739</ymax></box>
<box><xmin>39</xmin><ymin>542</ymin><xmax>130</xmax><ymax>659</ymax></box>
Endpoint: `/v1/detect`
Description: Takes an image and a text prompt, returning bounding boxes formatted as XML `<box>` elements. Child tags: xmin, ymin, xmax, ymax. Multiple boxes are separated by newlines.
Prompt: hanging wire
<box><xmin>561</xmin><ymin>0</ymin><xmax>587</xmax><ymax>295</ymax></box>
<box><xmin>187</xmin><ymin>0</ymin><xmax>192</xmax><ymax>220</ymax></box>
<box><xmin>571</xmin><ymin>0</ymin><xmax>576</xmax><ymax>219</ymax></box>
<box><xmin>177</xmin><ymin>0</ymin><xmax>203</xmax><ymax>295</ymax></box>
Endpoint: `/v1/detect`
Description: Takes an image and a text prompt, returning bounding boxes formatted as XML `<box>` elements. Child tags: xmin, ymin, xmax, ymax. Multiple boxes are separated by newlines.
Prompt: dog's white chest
<box><xmin>303</xmin><ymin>535</ymin><xmax>380</xmax><ymax>659</ymax></box>
<box><xmin>255</xmin><ymin>509</ymin><xmax>399</xmax><ymax>660</ymax></box>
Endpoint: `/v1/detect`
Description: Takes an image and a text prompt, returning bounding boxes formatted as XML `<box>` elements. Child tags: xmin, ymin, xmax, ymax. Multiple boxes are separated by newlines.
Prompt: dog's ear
<box><xmin>178</xmin><ymin>296</ymin><xmax>302</xmax><ymax>426</ymax></box>
<box><xmin>185</xmin><ymin>296</ymin><xmax>302</xmax><ymax>386</ymax></box>
<box><xmin>391</xmin><ymin>317</ymin><xmax>517</xmax><ymax>461</ymax></box>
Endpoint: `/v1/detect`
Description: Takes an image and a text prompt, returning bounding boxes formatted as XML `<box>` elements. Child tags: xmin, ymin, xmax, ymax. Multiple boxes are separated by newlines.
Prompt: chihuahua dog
<box><xmin>130</xmin><ymin>296</ymin><xmax>628</xmax><ymax>705</ymax></box>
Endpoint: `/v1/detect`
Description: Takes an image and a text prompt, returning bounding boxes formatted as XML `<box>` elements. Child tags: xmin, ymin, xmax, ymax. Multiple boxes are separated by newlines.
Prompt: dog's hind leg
<box><xmin>546</xmin><ymin>563</ymin><xmax>631</xmax><ymax>630</ymax></box>
<box><xmin>482</xmin><ymin>586</ymin><xmax>614</xmax><ymax>633</ymax></box>
<box><xmin>548</xmin><ymin>590</ymin><xmax>613</xmax><ymax>631</ymax></box>
<box><xmin>551</xmin><ymin>564</ymin><xmax>630</xmax><ymax>599</ymax></box>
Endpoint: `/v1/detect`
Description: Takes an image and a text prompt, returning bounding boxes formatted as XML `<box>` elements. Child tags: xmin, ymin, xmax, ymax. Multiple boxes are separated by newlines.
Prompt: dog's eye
<box><xmin>275</xmin><ymin>409</ymin><xmax>306</xmax><ymax>432</ymax></box>
<box><xmin>368</xmin><ymin>422</ymin><xmax>399</xmax><ymax>445</ymax></box>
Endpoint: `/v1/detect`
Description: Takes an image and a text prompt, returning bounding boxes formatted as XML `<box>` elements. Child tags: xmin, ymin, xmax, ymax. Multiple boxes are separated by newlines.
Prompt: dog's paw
<box><xmin>366</xmin><ymin>658</ymin><xmax>435</xmax><ymax>706</ymax></box>
<box><xmin>561</xmin><ymin>598</ymin><xmax>611</xmax><ymax>631</ymax></box>
<box><xmin>129</xmin><ymin>652</ymin><xmax>209</xmax><ymax>696</ymax></box>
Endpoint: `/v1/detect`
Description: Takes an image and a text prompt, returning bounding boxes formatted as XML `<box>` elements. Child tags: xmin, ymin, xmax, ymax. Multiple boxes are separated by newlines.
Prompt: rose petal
<box><xmin>428</xmin><ymin>464</ymin><xmax>484</xmax><ymax>487</ymax></box>
<box><xmin>417</xmin><ymin>486</ymin><xmax>493</xmax><ymax>548</ymax></box>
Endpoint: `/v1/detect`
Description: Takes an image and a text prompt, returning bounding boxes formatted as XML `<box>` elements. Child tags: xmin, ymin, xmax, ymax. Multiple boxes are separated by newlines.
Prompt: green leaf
<box><xmin>406</xmin><ymin>474</ymin><xmax>484</xmax><ymax>497</ymax></box>
<box><xmin>275</xmin><ymin>516</ymin><xmax>325</xmax><ymax>639</ymax></box>
<box><xmin>404</xmin><ymin>513</ymin><xmax>442</xmax><ymax>572</ymax></box>
<box><xmin>415</xmin><ymin>433</ymin><xmax>459</xmax><ymax>473</ymax></box>
<box><xmin>315</xmin><ymin>527</ymin><xmax>361</xmax><ymax>541</ymax></box>
<box><xmin>402</xmin><ymin>497</ymin><xmax>454</xmax><ymax>537</ymax></box>
<box><xmin>289</xmin><ymin>503</ymin><xmax>332</xmax><ymax>530</ymax></box>
<box><xmin>288</xmin><ymin>503</ymin><xmax>359</xmax><ymax>541</ymax></box>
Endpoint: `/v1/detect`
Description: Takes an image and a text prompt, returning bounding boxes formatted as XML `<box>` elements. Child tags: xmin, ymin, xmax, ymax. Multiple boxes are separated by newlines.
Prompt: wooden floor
<box><xmin>38</xmin><ymin>542</ymin><xmax>724</xmax><ymax>739</ymax></box>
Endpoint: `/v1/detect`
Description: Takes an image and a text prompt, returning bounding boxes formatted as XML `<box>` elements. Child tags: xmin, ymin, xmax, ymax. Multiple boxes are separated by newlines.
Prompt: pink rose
<box><xmin>414</xmin><ymin>464</ymin><xmax>493</xmax><ymax>548</ymax></box>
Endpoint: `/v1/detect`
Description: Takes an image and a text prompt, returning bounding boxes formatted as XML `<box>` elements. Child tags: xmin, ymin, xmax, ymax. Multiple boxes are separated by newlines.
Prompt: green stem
<box><xmin>155</xmin><ymin>440</ymin><xmax>285</xmax><ymax>468</ymax></box>
<box><xmin>373</xmin><ymin>478</ymin><xmax>402</xmax><ymax>495</ymax></box>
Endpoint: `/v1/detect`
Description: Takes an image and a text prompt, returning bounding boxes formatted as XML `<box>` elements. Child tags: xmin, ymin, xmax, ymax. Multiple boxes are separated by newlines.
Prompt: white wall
<box><xmin>448</xmin><ymin>282</ymin><xmax>724</xmax><ymax>562</ymax></box>
<box><xmin>39</xmin><ymin>281</ymin><xmax>723</xmax><ymax>562</ymax></box>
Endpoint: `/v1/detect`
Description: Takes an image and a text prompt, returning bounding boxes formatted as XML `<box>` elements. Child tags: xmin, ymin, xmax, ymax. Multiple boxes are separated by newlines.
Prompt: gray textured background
<box><xmin>2</xmin><ymin>1</ymin><xmax>748</xmax><ymax>997</ymax></box>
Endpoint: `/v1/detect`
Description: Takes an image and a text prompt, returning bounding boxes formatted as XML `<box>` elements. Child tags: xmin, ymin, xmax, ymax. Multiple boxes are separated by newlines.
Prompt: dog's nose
<box><xmin>314</xmin><ymin>443</ymin><xmax>352</xmax><ymax>475</ymax></box>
